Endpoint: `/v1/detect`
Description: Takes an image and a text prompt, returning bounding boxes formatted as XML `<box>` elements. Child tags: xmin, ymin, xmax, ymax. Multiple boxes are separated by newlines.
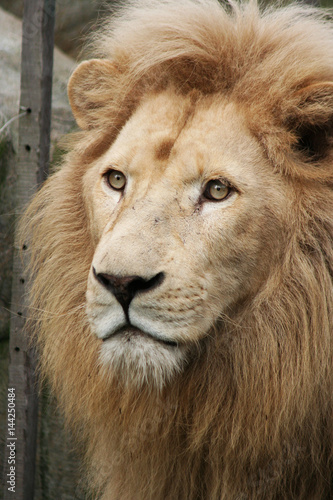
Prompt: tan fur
<box><xmin>21</xmin><ymin>1</ymin><xmax>333</xmax><ymax>498</ymax></box>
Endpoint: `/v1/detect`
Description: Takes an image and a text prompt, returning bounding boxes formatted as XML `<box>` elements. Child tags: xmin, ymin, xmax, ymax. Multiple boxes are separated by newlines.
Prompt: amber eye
<box><xmin>105</xmin><ymin>169</ymin><xmax>126</xmax><ymax>191</ymax></box>
<box><xmin>203</xmin><ymin>179</ymin><xmax>231</xmax><ymax>201</ymax></box>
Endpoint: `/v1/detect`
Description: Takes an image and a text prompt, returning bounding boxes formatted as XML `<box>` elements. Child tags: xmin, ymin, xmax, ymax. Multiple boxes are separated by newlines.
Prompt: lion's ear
<box><xmin>287</xmin><ymin>82</ymin><xmax>333</xmax><ymax>160</ymax></box>
<box><xmin>68</xmin><ymin>59</ymin><xmax>118</xmax><ymax>130</ymax></box>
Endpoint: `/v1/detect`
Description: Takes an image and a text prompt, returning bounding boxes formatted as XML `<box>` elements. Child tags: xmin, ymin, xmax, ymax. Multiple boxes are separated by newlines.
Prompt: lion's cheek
<box><xmin>202</xmin><ymin>207</ymin><xmax>284</xmax><ymax>308</ymax></box>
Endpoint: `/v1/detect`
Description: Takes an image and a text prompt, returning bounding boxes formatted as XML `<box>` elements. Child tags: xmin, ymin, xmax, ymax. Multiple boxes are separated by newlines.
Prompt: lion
<box><xmin>20</xmin><ymin>0</ymin><xmax>333</xmax><ymax>498</ymax></box>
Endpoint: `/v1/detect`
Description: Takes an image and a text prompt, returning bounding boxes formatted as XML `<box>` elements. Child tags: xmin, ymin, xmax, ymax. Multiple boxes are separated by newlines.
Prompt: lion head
<box><xmin>22</xmin><ymin>0</ymin><xmax>333</xmax><ymax>498</ymax></box>
<box><xmin>81</xmin><ymin>88</ymin><xmax>287</xmax><ymax>390</ymax></box>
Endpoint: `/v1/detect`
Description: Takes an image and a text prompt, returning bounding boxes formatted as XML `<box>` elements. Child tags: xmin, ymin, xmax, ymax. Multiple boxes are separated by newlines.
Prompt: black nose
<box><xmin>93</xmin><ymin>268</ymin><xmax>165</xmax><ymax>319</ymax></box>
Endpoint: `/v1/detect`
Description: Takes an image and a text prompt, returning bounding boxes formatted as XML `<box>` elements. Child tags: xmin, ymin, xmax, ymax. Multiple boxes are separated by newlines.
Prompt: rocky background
<box><xmin>0</xmin><ymin>0</ymin><xmax>331</xmax><ymax>498</ymax></box>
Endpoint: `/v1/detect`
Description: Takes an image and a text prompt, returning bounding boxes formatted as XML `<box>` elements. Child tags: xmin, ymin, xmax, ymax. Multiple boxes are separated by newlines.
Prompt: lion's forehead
<box><xmin>101</xmin><ymin>91</ymin><xmax>274</xmax><ymax>191</ymax></box>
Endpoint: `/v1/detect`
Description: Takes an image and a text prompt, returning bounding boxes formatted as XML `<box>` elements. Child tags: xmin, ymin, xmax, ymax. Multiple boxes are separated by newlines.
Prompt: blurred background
<box><xmin>0</xmin><ymin>0</ymin><xmax>332</xmax><ymax>498</ymax></box>
<box><xmin>1</xmin><ymin>0</ymin><xmax>332</xmax><ymax>60</ymax></box>
<box><xmin>0</xmin><ymin>0</ymin><xmax>119</xmax><ymax>59</ymax></box>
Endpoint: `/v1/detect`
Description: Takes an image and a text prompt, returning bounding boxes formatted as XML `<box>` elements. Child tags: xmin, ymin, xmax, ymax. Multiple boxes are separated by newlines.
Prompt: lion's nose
<box><xmin>93</xmin><ymin>268</ymin><xmax>165</xmax><ymax>318</ymax></box>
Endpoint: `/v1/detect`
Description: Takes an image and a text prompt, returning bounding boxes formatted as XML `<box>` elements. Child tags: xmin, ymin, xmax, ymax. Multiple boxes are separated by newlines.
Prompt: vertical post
<box><xmin>3</xmin><ymin>0</ymin><xmax>55</xmax><ymax>499</ymax></box>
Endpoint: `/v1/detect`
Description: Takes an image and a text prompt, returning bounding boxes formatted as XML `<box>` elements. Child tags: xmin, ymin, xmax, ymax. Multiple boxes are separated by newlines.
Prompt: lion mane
<box><xmin>21</xmin><ymin>0</ymin><xmax>333</xmax><ymax>498</ymax></box>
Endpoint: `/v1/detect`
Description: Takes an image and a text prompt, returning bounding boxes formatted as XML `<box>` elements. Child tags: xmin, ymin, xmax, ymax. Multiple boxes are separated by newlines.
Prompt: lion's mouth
<box><xmin>102</xmin><ymin>325</ymin><xmax>178</xmax><ymax>348</ymax></box>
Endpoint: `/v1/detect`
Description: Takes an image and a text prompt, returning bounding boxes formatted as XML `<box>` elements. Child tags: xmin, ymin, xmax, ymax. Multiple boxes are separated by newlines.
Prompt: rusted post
<box><xmin>3</xmin><ymin>0</ymin><xmax>55</xmax><ymax>498</ymax></box>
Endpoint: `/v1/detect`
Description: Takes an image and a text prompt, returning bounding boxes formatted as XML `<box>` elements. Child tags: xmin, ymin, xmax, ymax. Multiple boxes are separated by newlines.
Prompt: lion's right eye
<box><xmin>203</xmin><ymin>179</ymin><xmax>231</xmax><ymax>201</ymax></box>
<box><xmin>105</xmin><ymin>169</ymin><xmax>126</xmax><ymax>191</ymax></box>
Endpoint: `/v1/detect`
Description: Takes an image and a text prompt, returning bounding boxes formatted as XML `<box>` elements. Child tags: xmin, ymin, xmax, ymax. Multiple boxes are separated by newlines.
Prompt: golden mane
<box><xmin>21</xmin><ymin>1</ymin><xmax>333</xmax><ymax>498</ymax></box>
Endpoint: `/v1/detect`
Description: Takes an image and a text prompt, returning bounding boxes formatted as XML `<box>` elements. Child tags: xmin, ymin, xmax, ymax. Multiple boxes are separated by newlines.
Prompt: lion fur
<box><xmin>21</xmin><ymin>1</ymin><xmax>333</xmax><ymax>498</ymax></box>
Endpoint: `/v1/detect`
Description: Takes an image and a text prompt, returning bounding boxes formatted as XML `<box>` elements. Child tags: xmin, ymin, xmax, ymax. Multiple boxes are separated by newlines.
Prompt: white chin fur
<box><xmin>99</xmin><ymin>329</ymin><xmax>189</xmax><ymax>391</ymax></box>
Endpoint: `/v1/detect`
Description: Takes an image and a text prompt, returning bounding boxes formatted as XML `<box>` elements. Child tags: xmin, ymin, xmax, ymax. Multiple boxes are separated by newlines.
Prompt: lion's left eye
<box><xmin>105</xmin><ymin>169</ymin><xmax>126</xmax><ymax>191</ymax></box>
<box><xmin>203</xmin><ymin>179</ymin><xmax>231</xmax><ymax>201</ymax></box>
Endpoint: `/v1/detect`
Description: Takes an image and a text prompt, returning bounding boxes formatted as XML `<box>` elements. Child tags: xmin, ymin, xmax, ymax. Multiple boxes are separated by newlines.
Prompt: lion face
<box><xmin>84</xmin><ymin>90</ymin><xmax>288</xmax><ymax>388</ymax></box>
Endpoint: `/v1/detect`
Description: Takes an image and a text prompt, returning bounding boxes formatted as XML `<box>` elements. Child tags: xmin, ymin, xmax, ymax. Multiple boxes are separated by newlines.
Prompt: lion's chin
<box><xmin>98</xmin><ymin>326</ymin><xmax>189</xmax><ymax>390</ymax></box>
